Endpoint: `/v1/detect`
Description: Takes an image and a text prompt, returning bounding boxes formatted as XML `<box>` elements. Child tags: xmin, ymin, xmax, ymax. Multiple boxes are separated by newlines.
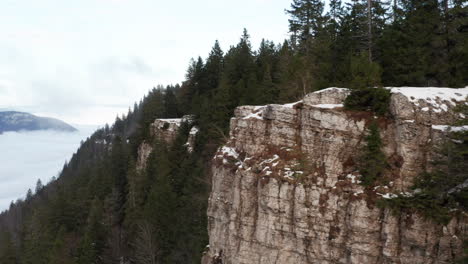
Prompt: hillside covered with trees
<box><xmin>0</xmin><ymin>0</ymin><xmax>467</xmax><ymax>263</ymax></box>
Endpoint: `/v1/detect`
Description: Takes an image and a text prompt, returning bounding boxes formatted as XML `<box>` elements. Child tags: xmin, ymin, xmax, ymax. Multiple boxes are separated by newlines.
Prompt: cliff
<box><xmin>202</xmin><ymin>87</ymin><xmax>468</xmax><ymax>264</ymax></box>
<box><xmin>136</xmin><ymin>115</ymin><xmax>197</xmax><ymax>170</ymax></box>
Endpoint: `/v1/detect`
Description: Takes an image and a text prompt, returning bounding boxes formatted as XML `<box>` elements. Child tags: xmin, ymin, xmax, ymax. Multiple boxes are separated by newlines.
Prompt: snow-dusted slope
<box><xmin>0</xmin><ymin>111</ymin><xmax>77</xmax><ymax>133</ymax></box>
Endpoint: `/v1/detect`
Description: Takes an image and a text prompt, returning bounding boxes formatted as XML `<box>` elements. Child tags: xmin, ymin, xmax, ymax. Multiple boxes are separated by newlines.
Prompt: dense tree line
<box><xmin>0</xmin><ymin>0</ymin><xmax>466</xmax><ymax>263</ymax></box>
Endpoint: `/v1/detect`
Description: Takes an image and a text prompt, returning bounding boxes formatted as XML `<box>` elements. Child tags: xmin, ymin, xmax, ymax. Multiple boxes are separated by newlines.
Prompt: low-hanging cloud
<box><xmin>0</xmin><ymin>0</ymin><xmax>292</xmax><ymax>210</ymax></box>
<box><xmin>0</xmin><ymin>126</ymin><xmax>96</xmax><ymax>211</ymax></box>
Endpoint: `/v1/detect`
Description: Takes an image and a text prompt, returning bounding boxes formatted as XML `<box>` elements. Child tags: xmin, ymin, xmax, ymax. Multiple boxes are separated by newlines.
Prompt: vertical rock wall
<box><xmin>203</xmin><ymin>87</ymin><xmax>468</xmax><ymax>264</ymax></box>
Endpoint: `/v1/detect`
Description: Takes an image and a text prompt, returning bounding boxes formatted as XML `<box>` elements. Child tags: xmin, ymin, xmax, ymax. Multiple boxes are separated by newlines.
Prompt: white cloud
<box><xmin>0</xmin><ymin>126</ymin><xmax>97</xmax><ymax>211</ymax></box>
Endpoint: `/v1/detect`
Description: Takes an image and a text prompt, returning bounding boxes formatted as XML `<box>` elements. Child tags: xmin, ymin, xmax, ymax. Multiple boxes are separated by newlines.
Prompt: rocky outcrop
<box><xmin>136</xmin><ymin>115</ymin><xmax>197</xmax><ymax>170</ymax></box>
<box><xmin>136</xmin><ymin>142</ymin><xmax>153</xmax><ymax>171</ymax></box>
<box><xmin>203</xmin><ymin>87</ymin><xmax>468</xmax><ymax>264</ymax></box>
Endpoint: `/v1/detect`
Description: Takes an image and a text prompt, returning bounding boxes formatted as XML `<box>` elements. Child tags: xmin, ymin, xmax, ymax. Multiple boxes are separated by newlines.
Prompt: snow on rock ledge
<box><xmin>150</xmin><ymin>115</ymin><xmax>194</xmax><ymax>142</ymax></box>
<box><xmin>235</xmin><ymin>87</ymin><xmax>467</xmax><ymax>126</ymax></box>
<box><xmin>390</xmin><ymin>87</ymin><xmax>468</xmax><ymax>124</ymax></box>
<box><xmin>136</xmin><ymin>115</ymin><xmax>196</xmax><ymax>170</ymax></box>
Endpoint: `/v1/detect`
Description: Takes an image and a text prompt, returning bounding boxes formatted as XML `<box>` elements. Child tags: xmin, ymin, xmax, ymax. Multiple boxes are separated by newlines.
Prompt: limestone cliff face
<box><xmin>203</xmin><ymin>87</ymin><xmax>468</xmax><ymax>264</ymax></box>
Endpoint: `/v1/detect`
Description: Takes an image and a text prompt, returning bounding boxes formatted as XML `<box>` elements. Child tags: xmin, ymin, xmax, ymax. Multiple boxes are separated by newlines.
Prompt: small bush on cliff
<box><xmin>358</xmin><ymin>121</ymin><xmax>388</xmax><ymax>187</ymax></box>
<box><xmin>344</xmin><ymin>87</ymin><xmax>391</xmax><ymax>116</ymax></box>
<box><xmin>344</xmin><ymin>53</ymin><xmax>391</xmax><ymax>116</ymax></box>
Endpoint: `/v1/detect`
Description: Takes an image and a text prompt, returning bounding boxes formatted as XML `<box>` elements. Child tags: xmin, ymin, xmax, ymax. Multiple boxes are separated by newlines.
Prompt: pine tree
<box><xmin>207</xmin><ymin>78</ymin><xmax>233</xmax><ymax>138</ymax></box>
<box><xmin>35</xmin><ymin>179</ymin><xmax>43</xmax><ymax>194</ymax></box>
<box><xmin>326</xmin><ymin>0</ymin><xmax>347</xmax><ymax>84</ymax></box>
<box><xmin>276</xmin><ymin>41</ymin><xmax>301</xmax><ymax>102</ymax></box>
<box><xmin>204</xmin><ymin>40</ymin><xmax>224</xmax><ymax>92</ymax></box>
<box><xmin>124</xmin><ymin>158</ymin><xmax>144</xmax><ymax>234</ymax></box>
<box><xmin>133</xmin><ymin>221</ymin><xmax>158</xmax><ymax>264</ymax></box>
<box><xmin>359</xmin><ymin>121</ymin><xmax>387</xmax><ymax>187</ymax></box>
<box><xmin>22</xmin><ymin>210</ymin><xmax>53</xmax><ymax>264</ymax></box>
<box><xmin>0</xmin><ymin>231</ymin><xmax>17</xmax><ymax>264</ymax></box>
<box><xmin>349</xmin><ymin>51</ymin><xmax>382</xmax><ymax>89</ymax></box>
<box><xmin>286</xmin><ymin>0</ymin><xmax>326</xmax><ymax>51</ymax></box>
<box><xmin>220</xmin><ymin>29</ymin><xmax>257</xmax><ymax>106</ymax></box>
<box><xmin>25</xmin><ymin>188</ymin><xmax>33</xmax><ymax>201</ymax></box>
<box><xmin>143</xmin><ymin>142</ymin><xmax>177</xmax><ymax>263</ymax></box>
<box><xmin>163</xmin><ymin>86</ymin><xmax>179</xmax><ymax>118</ymax></box>
<box><xmin>48</xmin><ymin>226</ymin><xmax>74</xmax><ymax>264</ymax></box>
<box><xmin>180</xmin><ymin>57</ymin><xmax>206</xmax><ymax>114</ymax></box>
<box><xmin>444</xmin><ymin>0</ymin><xmax>468</xmax><ymax>87</ymax></box>
<box><xmin>255</xmin><ymin>40</ymin><xmax>279</xmax><ymax>104</ymax></box>
<box><xmin>139</xmin><ymin>87</ymin><xmax>165</xmax><ymax>139</ymax></box>
<box><xmin>78</xmin><ymin>198</ymin><xmax>106</xmax><ymax>264</ymax></box>
<box><xmin>381</xmin><ymin>0</ymin><xmax>443</xmax><ymax>86</ymax></box>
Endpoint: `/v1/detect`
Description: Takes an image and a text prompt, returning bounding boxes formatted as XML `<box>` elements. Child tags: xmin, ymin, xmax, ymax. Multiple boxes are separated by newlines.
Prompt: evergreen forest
<box><xmin>0</xmin><ymin>0</ymin><xmax>467</xmax><ymax>263</ymax></box>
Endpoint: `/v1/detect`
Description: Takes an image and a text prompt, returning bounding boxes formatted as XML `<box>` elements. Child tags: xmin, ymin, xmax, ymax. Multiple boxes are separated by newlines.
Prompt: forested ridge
<box><xmin>0</xmin><ymin>0</ymin><xmax>467</xmax><ymax>263</ymax></box>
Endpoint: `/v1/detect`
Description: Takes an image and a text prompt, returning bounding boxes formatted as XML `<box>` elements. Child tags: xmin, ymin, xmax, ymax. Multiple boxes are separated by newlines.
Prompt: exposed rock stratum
<box><xmin>201</xmin><ymin>87</ymin><xmax>468</xmax><ymax>264</ymax></box>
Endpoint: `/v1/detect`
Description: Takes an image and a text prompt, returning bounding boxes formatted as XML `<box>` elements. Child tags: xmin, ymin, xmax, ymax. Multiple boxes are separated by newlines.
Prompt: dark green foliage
<box><xmin>203</xmin><ymin>40</ymin><xmax>224</xmax><ymax>95</ymax></box>
<box><xmin>378</xmin><ymin>0</ymin><xmax>467</xmax><ymax>87</ymax></box>
<box><xmin>164</xmin><ymin>87</ymin><xmax>180</xmax><ymax>118</ymax></box>
<box><xmin>358</xmin><ymin>121</ymin><xmax>387</xmax><ymax>187</ymax></box>
<box><xmin>286</xmin><ymin>0</ymin><xmax>325</xmax><ymax>49</ymax></box>
<box><xmin>349</xmin><ymin>52</ymin><xmax>382</xmax><ymax>89</ymax></box>
<box><xmin>0</xmin><ymin>231</ymin><xmax>17</xmax><ymax>264</ymax></box>
<box><xmin>143</xmin><ymin>144</ymin><xmax>177</xmax><ymax>263</ymax></box>
<box><xmin>377</xmin><ymin>189</ymin><xmax>453</xmax><ymax>224</ymax></box>
<box><xmin>78</xmin><ymin>198</ymin><xmax>106</xmax><ymax>264</ymax></box>
<box><xmin>344</xmin><ymin>87</ymin><xmax>391</xmax><ymax>116</ymax></box>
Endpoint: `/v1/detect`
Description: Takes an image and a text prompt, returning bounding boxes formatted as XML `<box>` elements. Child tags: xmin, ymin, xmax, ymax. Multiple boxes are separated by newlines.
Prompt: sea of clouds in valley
<box><xmin>0</xmin><ymin>125</ymin><xmax>97</xmax><ymax>211</ymax></box>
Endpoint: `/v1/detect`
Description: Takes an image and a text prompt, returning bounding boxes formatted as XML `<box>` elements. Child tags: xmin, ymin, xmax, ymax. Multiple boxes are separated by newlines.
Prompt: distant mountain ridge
<box><xmin>0</xmin><ymin>111</ymin><xmax>77</xmax><ymax>133</ymax></box>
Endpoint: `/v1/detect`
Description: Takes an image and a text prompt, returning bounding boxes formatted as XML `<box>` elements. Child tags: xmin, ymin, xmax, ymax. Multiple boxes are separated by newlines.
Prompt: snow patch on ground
<box><xmin>158</xmin><ymin>118</ymin><xmax>182</xmax><ymax>123</ymax></box>
<box><xmin>259</xmin><ymin>155</ymin><xmax>279</xmax><ymax>166</ymax></box>
<box><xmin>390</xmin><ymin>87</ymin><xmax>468</xmax><ymax>110</ymax></box>
<box><xmin>312</xmin><ymin>104</ymin><xmax>344</xmax><ymax>109</ymax></box>
<box><xmin>346</xmin><ymin>174</ymin><xmax>362</xmax><ymax>184</ymax></box>
<box><xmin>220</xmin><ymin>146</ymin><xmax>239</xmax><ymax>159</ymax></box>
<box><xmin>243</xmin><ymin>111</ymin><xmax>263</xmax><ymax>120</ymax></box>
<box><xmin>432</xmin><ymin>125</ymin><xmax>468</xmax><ymax>132</ymax></box>
<box><xmin>379</xmin><ymin>193</ymin><xmax>398</xmax><ymax>199</ymax></box>
<box><xmin>314</xmin><ymin>87</ymin><xmax>350</xmax><ymax>94</ymax></box>
<box><xmin>189</xmin><ymin>126</ymin><xmax>199</xmax><ymax>135</ymax></box>
<box><xmin>283</xmin><ymin>100</ymin><xmax>303</xmax><ymax>108</ymax></box>
<box><xmin>377</xmin><ymin>189</ymin><xmax>420</xmax><ymax>199</ymax></box>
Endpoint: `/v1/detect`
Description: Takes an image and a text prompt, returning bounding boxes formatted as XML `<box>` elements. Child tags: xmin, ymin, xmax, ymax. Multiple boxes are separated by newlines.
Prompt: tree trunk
<box><xmin>368</xmin><ymin>0</ymin><xmax>373</xmax><ymax>62</ymax></box>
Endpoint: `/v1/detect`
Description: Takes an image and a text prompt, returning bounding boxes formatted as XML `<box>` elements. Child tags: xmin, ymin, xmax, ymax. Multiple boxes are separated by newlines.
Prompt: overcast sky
<box><xmin>0</xmin><ymin>0</ymin><xmax>292</xmax><ymax>125</ymax></box>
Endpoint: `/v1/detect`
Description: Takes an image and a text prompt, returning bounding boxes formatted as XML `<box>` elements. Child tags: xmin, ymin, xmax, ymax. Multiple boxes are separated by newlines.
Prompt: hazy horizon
<box><xmin>0</xmin><ymin>125</ymin><xmax>97</xmax><ymax>211</ymax></box>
